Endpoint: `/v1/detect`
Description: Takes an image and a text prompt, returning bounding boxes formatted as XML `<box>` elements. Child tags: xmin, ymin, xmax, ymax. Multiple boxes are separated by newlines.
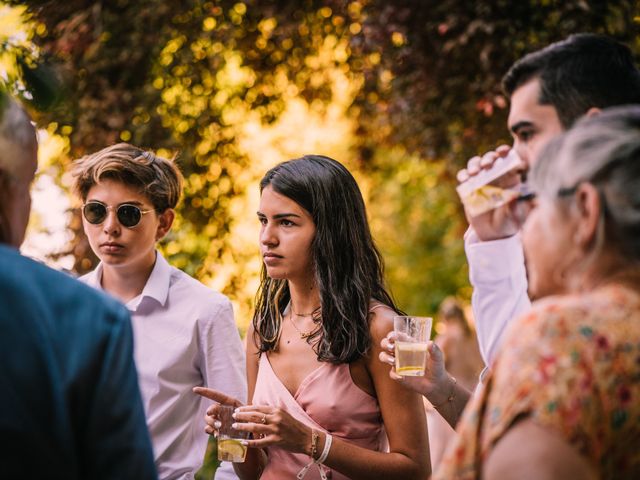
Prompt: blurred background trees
<box><xmin>2</xmin><ymin>2</ymin><xmax>638</xmax><ymax>477</ymax></box>
<box><xmin>2</xmin><ymin>0</ymin><xmax>639</xmax><ymax>325</ymax></box>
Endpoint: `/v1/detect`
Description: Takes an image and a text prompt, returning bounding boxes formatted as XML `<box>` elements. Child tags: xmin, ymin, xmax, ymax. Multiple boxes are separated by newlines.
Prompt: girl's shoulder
<box><xmin>367</xmin><ymin>301</ymin><xmax>396</xmax><ymax>341</ymax></box>
<box><xmin>368</xmin><ymin>299</ymin><xmax>392</xmax><ymax>314</ymax></box>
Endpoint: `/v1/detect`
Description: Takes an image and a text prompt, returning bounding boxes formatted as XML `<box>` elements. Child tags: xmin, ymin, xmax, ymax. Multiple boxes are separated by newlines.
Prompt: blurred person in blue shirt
<box><xmin>0</xmin><ymin>91</ymin><xmax>157</xmax><ymax>480</ymax></box>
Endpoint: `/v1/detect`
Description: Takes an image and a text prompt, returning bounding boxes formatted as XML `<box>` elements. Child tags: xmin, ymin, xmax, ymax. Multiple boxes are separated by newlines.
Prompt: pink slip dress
<box><xmin>251</xmin><ymin>353</ymin><xmax>388</xmax><ymax>479</ymax></box>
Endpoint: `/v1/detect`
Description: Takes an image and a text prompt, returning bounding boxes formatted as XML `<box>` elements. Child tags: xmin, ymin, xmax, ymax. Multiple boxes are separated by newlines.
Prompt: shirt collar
<box><xmin>87</xmin><ymin>251</ymin><xmax>172</xmax><ymax>308</ymax></box>
<box><xmin>140</xmin><ymin>251</ymin><xmax>172</xmax><ymax>307</ymax></box>
<box><xmin>83</xmin><ymin>263</ymin><xmax>103</xmax><ymax>289</ymax></box>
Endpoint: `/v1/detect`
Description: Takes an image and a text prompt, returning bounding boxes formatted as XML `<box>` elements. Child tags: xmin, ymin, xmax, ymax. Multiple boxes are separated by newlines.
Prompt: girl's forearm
<box><xmin>316</xmin><ymin>432</ymin><xmax>430</xmax><ymax>480</ymax></box>
<box><xmin>428</xmin><ymin>376</ymin><xmax>471</xmax><ymax>428</ymax></box>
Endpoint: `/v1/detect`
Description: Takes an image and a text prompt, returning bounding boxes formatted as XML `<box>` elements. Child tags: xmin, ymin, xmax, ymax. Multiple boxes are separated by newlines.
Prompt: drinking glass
<box><xmin>217</xmin><ymin>405</ymin><xmax>250</xmax><ymax>463</ymax></box>
<box><xmin>393</xmin><ymin>316</ymin><xmax>432</xmax><ymax>376</ymax></box>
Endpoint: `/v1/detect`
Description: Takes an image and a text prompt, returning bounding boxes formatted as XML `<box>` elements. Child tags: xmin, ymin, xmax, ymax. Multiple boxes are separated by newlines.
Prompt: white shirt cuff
<box><xmin>465</xmin><ymin>229</ymin><xmax>525</xmax><ymax>284</ymax></box>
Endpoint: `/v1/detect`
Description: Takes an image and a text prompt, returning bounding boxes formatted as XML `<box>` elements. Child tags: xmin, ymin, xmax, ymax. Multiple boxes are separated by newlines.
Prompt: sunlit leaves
<box><xmin>368</xmin><ymin>149</ymin><xmax>470</xmax><ymax>313</ymax></box>
<box><xmin>11</xmin><ymin>0</ymin><xmax>640</xmax><ymax>329</ymax></box>
<box><xmin>0</xmin><ymin>5</ymin><xmax>62</xmax><ymax>110</ymax></box>
<box><xmin>352</xmin><ymin>0</ymin><xmax>640</xmax><ymax>164</ymax></box>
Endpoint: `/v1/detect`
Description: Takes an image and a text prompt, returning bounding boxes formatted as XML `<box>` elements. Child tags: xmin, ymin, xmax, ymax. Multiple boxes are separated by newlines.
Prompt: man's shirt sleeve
<box><xmin>465</xmin><ymin>229</ymin><xmax>531</xmax><ymax>366</ymax></box>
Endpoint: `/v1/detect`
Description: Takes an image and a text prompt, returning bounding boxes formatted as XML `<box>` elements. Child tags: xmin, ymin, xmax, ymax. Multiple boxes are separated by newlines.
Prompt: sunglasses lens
<box><xmin>83</xmin><ymin>203</ymin><xmax>107</xmax><ymax>224</ymax></box>
<box><xmin>117</xmin><ymin>205</ymin><xmax>142</xmax><ymax>227</ymax></box>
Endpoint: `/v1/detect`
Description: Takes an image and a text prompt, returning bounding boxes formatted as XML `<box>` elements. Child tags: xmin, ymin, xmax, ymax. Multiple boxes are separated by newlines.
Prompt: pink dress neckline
<box><xmin>252</xmin><ymin>353</ymin><xmax>387</xmax><ymax>479</ymax></box>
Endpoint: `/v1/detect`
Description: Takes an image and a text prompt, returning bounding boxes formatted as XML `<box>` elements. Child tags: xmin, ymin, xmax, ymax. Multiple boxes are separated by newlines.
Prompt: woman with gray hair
<box><xmin>434</xmin><ymin>105</ymin><xmax>640</xmax><ymax>479</ymax></box>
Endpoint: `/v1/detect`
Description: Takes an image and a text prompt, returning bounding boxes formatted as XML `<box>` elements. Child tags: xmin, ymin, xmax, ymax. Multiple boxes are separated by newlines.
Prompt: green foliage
<box><xmin>15</xmin><ymin>53</ymin><xmax>62</xmax><ymax>110</ymax></box>
<box><xmin>0</xmin><ymin>37</ymin><xmax>62</xmax><ymax>111</ymax></box>
<box><xmin>8</xmin><ymin>0</ymin><xmax>361</xmax><ymax>289</ymax></box>
<box><xmin>195</xmin><ymin>436</ymin><xmax>220</xmax><ymax>480</ymax></box>
<box><xmin>368</xmin><ymin>148</ymin><xmax>470</xmax><ymax>315</ymax></box>
<box><xmin>352</xmin><ymin>0</ymin><xmax>640</xmax><ymax>164</ymax></box>
<box><xmin>4</xmin><ymin>0</ymin><xmax>640</xmax><ymax>324</ymax></box>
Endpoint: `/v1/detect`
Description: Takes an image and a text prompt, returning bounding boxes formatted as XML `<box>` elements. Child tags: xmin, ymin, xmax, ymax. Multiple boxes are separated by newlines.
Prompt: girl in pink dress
<box><xmin>195</xmin><ymin>155</ymin><xmax>430</xmax><ymax>479</ymax></box>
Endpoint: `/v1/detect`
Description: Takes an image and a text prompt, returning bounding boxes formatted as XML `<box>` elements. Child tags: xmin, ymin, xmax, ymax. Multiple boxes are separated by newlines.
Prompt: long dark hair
<box><xmin>252</xmin><ymin>155</ymin><xmax>402</xmax><ymax>364</ymax></box>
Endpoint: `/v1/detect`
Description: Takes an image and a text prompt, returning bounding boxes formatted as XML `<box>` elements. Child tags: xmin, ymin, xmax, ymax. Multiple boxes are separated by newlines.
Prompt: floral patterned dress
<box><xmin>434</xmin><ymin>284</ymin><xmax>640</xmax><ymax>479</ymax></box>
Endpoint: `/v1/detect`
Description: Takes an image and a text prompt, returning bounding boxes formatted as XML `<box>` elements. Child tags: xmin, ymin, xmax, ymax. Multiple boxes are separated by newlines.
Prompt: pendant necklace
<box><xmin>289</xmin><ymin>304</ymin><xmax>321</xmax><ymax>339</ymax></box>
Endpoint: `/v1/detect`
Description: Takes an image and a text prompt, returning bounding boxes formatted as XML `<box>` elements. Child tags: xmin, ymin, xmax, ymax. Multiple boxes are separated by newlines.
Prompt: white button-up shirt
<box><xmin>82</xmin><ymin>252</ymin><xmax>246</xmax><ymax>480</ymax></box>
<box><xmin>464</xmin><ymin>228</ymin><xmax>531</xmax><ymax>367</ymax></box>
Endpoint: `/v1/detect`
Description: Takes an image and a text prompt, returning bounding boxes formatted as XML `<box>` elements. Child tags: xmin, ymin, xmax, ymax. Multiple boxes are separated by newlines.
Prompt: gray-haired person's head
<box><xmin>0</xmin><ymin>93</ymin><xmax>38</xmax><ymax>247</ymax></box>
<box><xmin>531</xmin><ymin>105</ymin><xmax>640</xmax><ymax>264</ymax></box>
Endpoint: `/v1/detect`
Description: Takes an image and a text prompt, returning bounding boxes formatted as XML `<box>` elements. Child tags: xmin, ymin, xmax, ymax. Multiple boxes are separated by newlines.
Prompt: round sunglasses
<box><xmin>82</xmin><ymin>201</ymin><xmax>155</xmax><ymax>228</ymax></box>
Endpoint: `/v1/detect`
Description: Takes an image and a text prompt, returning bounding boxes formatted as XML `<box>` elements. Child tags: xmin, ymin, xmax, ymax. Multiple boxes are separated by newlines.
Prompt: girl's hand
<box><xmin>232</xmin><ymin>405</ymin><xmax>312</xmax><ymax>454</ymax></box>
<box><xmin>379</xmin><ymin>333</ymin><xmax>451</xmax><ymax>404</ymax></box>
<box><xmin>193</xmin><ymin>387</ymin><xmax>244</xmax><ymax>436</ymax></box>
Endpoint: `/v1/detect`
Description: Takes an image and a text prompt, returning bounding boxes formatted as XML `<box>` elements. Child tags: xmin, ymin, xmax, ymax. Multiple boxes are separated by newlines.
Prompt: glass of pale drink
<box><xmin>217</xmin><ymin>405</ymin><xmax>250</xmax><ymax>463</ymax></box>
<box><xmin>393</xmin><ymin>316</ymin><xmax>432</xmax><ymax>376</ymax></box>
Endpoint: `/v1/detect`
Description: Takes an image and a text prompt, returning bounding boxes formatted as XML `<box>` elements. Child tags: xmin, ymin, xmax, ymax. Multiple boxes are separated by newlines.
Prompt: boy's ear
<box><xmin>155</xmin><ymin>208</ymin><xmax>175</xmax><ymax>241</ymax></box>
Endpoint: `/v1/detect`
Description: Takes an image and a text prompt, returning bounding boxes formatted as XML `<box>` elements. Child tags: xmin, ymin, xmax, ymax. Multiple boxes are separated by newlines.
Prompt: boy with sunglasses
<box><xmin>72</xmin><ymin>143</ymin><xmax>246</xmax><ymax>480</ymax></box>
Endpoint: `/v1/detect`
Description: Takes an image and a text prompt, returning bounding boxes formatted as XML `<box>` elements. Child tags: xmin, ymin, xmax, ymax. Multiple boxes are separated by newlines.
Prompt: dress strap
<box><xmin>368</xmin><ymin>302</ymin><xmax>388</xmax><ymax>314</ymax></box>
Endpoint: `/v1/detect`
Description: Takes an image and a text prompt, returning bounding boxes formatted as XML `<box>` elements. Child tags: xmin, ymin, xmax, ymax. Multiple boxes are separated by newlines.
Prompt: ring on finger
<box><xmin>261</xmin><ymin>413</ymin><xmax>267</xmax><ymax>424</ymax></box>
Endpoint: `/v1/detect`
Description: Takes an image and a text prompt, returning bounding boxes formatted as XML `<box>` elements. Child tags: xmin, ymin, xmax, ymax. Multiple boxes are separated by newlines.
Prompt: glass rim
<box><xmin>392</xmin><ymin>315</ymin><xmax>433</xmax><ymax>321</ymax></box>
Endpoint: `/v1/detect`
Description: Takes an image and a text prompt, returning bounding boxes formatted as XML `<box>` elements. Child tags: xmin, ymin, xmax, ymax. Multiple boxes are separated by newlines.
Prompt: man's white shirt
<box><xmin>464</xmin><ymin>229</ymin><xmax>531</xmax><ymax>367</ymax></box>
<box><xmin>82</xmin><ymin>252</ymin><xmax>246</xmax><ymax>480</ymax></box>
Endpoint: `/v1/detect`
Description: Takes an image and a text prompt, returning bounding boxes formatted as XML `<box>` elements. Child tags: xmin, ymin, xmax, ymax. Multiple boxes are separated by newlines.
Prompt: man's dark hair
<box><xmin>502</xmin><ymin>33</ymin><xmax>640</xmax><ymax>128</ymax></box>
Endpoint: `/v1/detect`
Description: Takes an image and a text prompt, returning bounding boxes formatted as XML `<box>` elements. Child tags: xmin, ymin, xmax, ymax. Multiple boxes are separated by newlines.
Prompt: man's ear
<box><xmin>155</xmin><ymin>208</ymin><xmax>175</xmax><ymax>241</ymax></box>
<box><xmin>584</xmin><ymin>107</ymin><xmax>601</xmax><ymax>119</ymax></box>
<box><xmin>572</xmin><ymin>183</ymin><xmax>601</xmax><ymax>250</ymax></box>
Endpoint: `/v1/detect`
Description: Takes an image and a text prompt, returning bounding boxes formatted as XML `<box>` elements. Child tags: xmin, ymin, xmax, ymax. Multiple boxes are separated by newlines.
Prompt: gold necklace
<box><xmin>288</xmin><ymin>308</ymin><xmax>320</xmax><ymax>339</ymax></box>
<box><xmin>291</xmin><ymin>304</ymin><xmax>321</xmax><ymax>317</ymax></box>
